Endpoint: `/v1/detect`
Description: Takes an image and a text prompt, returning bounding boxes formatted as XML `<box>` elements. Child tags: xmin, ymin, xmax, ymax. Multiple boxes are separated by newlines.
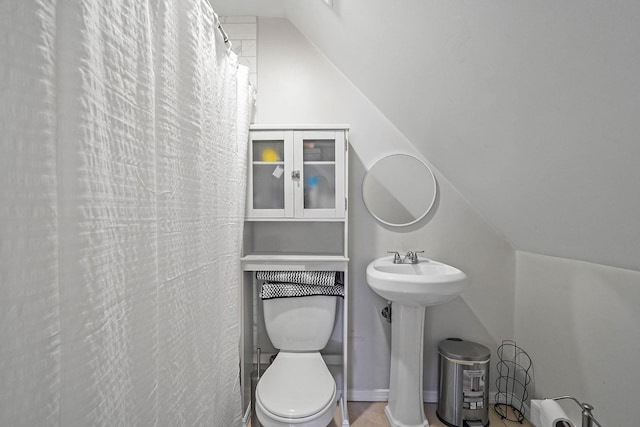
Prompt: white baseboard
<box><xmin>347</xmin><ymin>389</ymin><xmax>389</xmax><ymax>402</ymax></box>
<box><xmin>347</xmin><ymin>389</ymin><xmax>500</xmax><ymax>405</ymax></box>
<box><xmin>423</xmin><ymin>390</ymin><xmax>439</xmax><ymax>403</ymax></box>
<box><xmin>347</xmin><ymin>389</ymin><xmax>438</xmax><ymax>403</ymax></box>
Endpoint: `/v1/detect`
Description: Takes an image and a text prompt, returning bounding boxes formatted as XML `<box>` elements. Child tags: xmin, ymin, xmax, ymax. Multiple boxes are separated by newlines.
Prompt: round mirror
<box><xmin>362</xmin><ymin>154</ymin><xmax>437</xmax><ymax>226</ymax></box>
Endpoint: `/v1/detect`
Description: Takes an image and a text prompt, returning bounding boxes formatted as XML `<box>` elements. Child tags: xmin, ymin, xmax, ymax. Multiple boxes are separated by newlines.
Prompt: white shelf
<box><xmin>244</xmin><ymin>217</ymin><xmax>345</xmax><ymax>222</ymax></box>
<box><xmin>241</xmin><ymin>255</ymin><xmax>348</xmax><ymax>271</ymax></box>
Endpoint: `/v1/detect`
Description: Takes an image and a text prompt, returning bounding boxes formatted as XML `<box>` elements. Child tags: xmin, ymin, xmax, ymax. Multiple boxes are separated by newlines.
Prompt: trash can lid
<box><xmin>438</xmin><ymin>338</ymin><xmax>490</xmax><ymax>362</ymax></box>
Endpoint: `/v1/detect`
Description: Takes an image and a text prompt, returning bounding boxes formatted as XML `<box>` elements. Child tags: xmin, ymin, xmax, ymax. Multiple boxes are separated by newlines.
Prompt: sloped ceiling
<box><xmin>213</xmin><ymin>0</ymin><xmax>640</xmax><ymax>271</ymax></box>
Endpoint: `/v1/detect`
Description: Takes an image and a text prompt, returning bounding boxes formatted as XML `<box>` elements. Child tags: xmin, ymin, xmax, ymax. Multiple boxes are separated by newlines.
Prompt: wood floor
<box><xmin>251</xmin><ymin>402</ymin><xmax>533</xmax><ymax>427</ymax></box>
<box><xmin>329</xmin><ymin>402</ymin><xmax>532</xmax><ymax>427</ymax></box>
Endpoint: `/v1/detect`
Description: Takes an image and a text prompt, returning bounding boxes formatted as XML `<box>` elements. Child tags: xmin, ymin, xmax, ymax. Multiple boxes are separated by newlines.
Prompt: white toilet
<box><xmin>255</xmin><ymin>295</ymin><xmax>338</xmax><ymax>427</ymax></box>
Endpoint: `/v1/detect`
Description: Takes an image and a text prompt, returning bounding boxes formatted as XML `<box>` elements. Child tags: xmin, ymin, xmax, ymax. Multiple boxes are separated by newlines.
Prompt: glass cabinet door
<box><xmin>248</xmin><ymin>131</ymin><xmax>293</xmax><ymax>217</ymax></box>
<box><xmin>295</xmin><ymin>130</ymin><xmax>345</xmax><ymax>218</ymax></box>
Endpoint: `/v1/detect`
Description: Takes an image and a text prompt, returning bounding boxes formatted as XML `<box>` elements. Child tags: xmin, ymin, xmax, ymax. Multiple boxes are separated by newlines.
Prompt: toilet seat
<box><xmin>256</xmin><ymin>352</ymin><xmax>336</xmax><ymax>423</ymax></box>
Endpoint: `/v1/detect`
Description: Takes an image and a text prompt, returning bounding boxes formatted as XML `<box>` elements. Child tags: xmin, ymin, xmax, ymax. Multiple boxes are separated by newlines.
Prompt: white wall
<box><xmin>256</xmin><ymin>17</ymin><xmax>515</xmax><ymax>398</ymax></box>
<box><xmin>283</xmin><ymin>0</ymin><xmax>640</xmax><ymax>272</ymax></box>
<box><xmin>515</xmin><ymin>252</ymin><xmax>640</xmax><ymax>426</ymax></box>
<box><xmin>218</xmin><ymin>16</ymin><xmax>257</xmax><ymax>89</ymax></box>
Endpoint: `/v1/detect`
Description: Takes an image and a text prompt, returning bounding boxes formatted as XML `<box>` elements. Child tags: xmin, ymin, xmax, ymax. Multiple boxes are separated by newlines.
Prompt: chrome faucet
<box><xmin>404</xmin><ymin>251</ymin><xmax>424</xmax><ymax>264</ymax></box>
<box><xmin>388</xmin><ymin>251</ymin><xmax>425</xmax><ymax>264</ymax></box>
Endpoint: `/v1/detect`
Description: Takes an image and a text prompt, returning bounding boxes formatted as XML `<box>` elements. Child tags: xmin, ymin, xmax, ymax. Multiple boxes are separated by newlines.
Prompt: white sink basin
<box><xmin>366</xmin><ymin>256</ymin><xmax>468</xmax><ymax>306</ymax></box>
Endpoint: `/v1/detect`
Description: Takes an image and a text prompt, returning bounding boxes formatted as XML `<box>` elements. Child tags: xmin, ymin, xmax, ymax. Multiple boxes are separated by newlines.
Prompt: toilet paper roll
<box><xmin>540</xmin><ymin>399</ymin><xmax>574</xmax><ymax>427</ymax></box>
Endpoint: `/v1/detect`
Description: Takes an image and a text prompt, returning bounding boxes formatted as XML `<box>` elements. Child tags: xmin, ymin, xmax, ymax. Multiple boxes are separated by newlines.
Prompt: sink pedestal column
<box><xmin>385</xmin><ymin>303</ymin><xmax>428</xmax><ymax>427</ymax></box>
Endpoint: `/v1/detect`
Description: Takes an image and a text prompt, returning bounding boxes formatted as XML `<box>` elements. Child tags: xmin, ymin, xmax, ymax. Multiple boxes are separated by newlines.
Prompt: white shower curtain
<box><xmin>0</xmin><ymin>1</ymin><xmax>254</xmax><ymax>426</ymax></box>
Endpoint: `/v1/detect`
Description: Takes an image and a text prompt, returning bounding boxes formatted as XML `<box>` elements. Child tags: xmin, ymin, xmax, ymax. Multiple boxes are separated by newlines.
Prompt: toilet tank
<box><xmin>263</xmin><ymin>295</ymin><xmax>337</xmax><ymax>351</ymax></box>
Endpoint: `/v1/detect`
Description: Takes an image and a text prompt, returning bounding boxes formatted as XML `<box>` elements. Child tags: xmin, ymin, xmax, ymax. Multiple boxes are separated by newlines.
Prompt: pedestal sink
<box><xmin>366</xmin><ymin>256</ymin><xmax>468</xmax><ymax>427</ymax></box>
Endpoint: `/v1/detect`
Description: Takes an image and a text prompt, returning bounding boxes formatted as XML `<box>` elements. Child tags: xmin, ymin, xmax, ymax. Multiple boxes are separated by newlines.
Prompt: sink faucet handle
<box><xmin>405</xmin><ymin>251</ymin><xmax>424</xmax><ymax>264</ymax></box>
<box><xmin>387</xmin><ymin>251</ymin><xmax>402</xmax><ymax>264</ymax></box>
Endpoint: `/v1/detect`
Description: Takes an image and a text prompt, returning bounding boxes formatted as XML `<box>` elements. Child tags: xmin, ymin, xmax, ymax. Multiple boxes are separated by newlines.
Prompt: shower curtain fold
<box><xmin>1</xmin><ymin>1</ymin><xmax>253</xmax><ymax>426</ymax></box>
<box><xmin>0</xmin><ymin>1</ymin><xmax>61</xmax><ymax>425</ymax></box>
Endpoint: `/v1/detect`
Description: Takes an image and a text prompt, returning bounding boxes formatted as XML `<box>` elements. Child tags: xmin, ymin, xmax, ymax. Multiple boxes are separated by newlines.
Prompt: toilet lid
<box><xmin>256</xmin><ymin>352</ymin><xmax>336</xmax><ymax>419</ymax></box>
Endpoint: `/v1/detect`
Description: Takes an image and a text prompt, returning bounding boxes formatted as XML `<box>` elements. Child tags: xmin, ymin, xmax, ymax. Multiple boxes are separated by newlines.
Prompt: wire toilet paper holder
<box><xmin>494</xmin><ymin>340</ymin><xmax>532</xmax><ymax>423</ymax></box>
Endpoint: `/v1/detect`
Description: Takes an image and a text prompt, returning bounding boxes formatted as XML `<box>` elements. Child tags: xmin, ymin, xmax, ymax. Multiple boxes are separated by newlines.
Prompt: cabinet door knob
<box><xmin>291</xmin><ymin>170</ymin><xmax>300</xmax><ymax>180</ymax></box>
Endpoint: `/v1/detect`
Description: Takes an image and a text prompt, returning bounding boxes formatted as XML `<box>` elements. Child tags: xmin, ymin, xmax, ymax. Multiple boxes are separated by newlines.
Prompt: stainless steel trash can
<box><xmin>437</xmin><ymin>338</ymin><xmax>491</xmax><ymax>427</ymax></box>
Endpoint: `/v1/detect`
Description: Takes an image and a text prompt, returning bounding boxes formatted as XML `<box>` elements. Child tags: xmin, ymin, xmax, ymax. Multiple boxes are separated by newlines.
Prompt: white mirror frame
<box><xmin>362</xmin><ymin>154</ymin><xmax>438</xmax><ymax>227</ymax></box>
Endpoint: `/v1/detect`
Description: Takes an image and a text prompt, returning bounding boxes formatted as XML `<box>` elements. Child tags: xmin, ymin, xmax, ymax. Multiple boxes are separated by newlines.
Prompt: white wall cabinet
<box><xmin>247</xmin><ymin>128</ymin><xmax>346</xmax><ymax>219</ymax></box>
<box><xmin>241</xmin><ymin>125</ymin><xmax>350</xmax><ymax>427</ymax></box>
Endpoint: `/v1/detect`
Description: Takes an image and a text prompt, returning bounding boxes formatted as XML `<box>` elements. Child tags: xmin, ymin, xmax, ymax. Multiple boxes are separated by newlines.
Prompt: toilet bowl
<box><xmin>255</xmin><ymin>295</ymin><xmax>338</xmax><ymax>427</ymax></box>
<box><xmin>255</xmin><ymin>352</ymin><xmax>336</xmax><ymax>427</ymax></box>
